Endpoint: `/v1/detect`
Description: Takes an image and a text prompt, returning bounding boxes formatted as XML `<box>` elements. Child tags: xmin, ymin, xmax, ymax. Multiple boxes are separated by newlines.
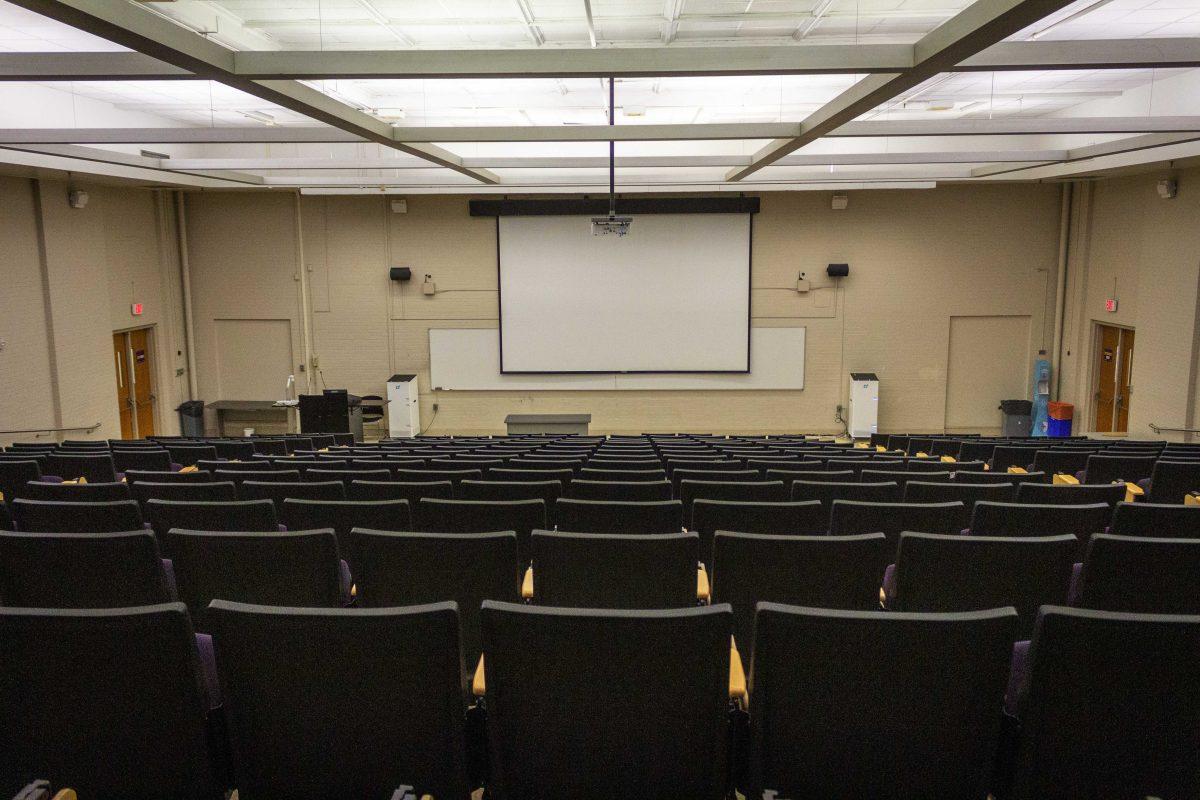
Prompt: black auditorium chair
<box><xmin>165</xmin><ymin>444</ymin><xmax>218</xmax><ymax>468</ymax></box>
<box><xmin>479</xmin><ymin>602</ymin><xmax>732</xmax><ymax>797</ymax></box>
<box><xmin>304</xmin><ymin>468</ymin><xmax>392</xmax><ymax>486</ymax></box>
<box><xmin>969</xmin><ymin>501</ymin><xmax>1112</xmax><ymax>543</ymax></box>
<box><xmin>712</xmin><ymin>532</ymin><xmax>889</xmax><ymax>656</ymax></box>
<box><xmin>888</xmin><ymin>532</ymin><xmax>1077</xmax><ymax>634</ymax></box>
<box><xmin>212</xmin><ymin>440</ymin><xmax>257</xmax><ymax>460</ymax></box>
<box><xmin>392</xmin><ymin>468</ymin><xmax>483</xmax><ymax>486</ymax></box>
<box><xmin>203</xmin><ymin>459</ymin><xmax>280</xmax><ymax>473</ymax></box>
<box><xmin>21</xmin><ymin>481</ymin><xmax>130</xmax><ymax>502</ymax></box>
<box><xmin>12</xmin><ymin>499</ymin><xmax>143</xmax><ymax>533</ymax></box>
<box><xmin>240</xmin><ymin>480</ymin><xmax>346</xmax><ymax>507</ymax></box>
<box><xmin>0</xmin><ymin>530</ymin><xmax>173</xmax><ymax>608</ymax></box>
<box><xmin>281</xmin><ymin>499</ymin><xmax>411</xmax><ymax>554</ymax></box>
<box><xmin>350</xmin><ymin>530</ymin><xmax>520</xmax><ymax>667</ymax></box>
<box><xmin>1015</xmin><ymin>481</ymin><xmax>1127</xmax><ymax>508</ymax></box>
<box><xmin>904</xmin><ymin>480</ymin><xmax>1015</xmax><ymax>510</ymax></box>
<box><xmin>1008</xmin><ymin>607</ymin><xmax>1200</xmax><ymax>800</ymax></box>
<box><xmin>0</xmin><ymin>604</ymin><xmax>223</xmax><ymax>800</ymax></box>
<box><xmin>745</xmin><ymin>604</ymin><xmax>1017</xmax><ymax>800</ymax></box>
<box><xmin>489</xmin><ymin>467</ymin><xmax>575</xmax><ymax>485</ymax></box>
<box><xmin>214</xmin><ymin>469</ymin><xmax>302</xmax><ymax>488</ymax></box>
<box><xmin>348</xmin><ymin>480</ymin><xmax>454</xmax><ymax>503</ymax></box>
<box><xmin>578</xmin><ymin>467</ymin><xmax>668</xmax><ymax>483</ymax></box>
<box><xmin>953</xmin><ymin>470</ymin><xmax>1046</xmax><ymax>485</ymax></box>
<box><xmin>691</xmin><ymin>499</ymin><xmax>827</xmax><ymax>569</ymax></box>
<box><xmin>43</xmin><ymin>453</ymin><xmax>116</xmax><ymax>483</ymax></box>
<box><xmin>791</xmin><ymin>480</ymin><xmax>902</xmax><ymax>508</ymax></box>
<box><xmin>678</xmin><ymin>480</ymin><xmax>787</xmax><ymax>528</ymax></box>
<box><xmin>165</xmin><ymin>529</ymin><xmax>344</xmax><ymax>630</ymax></box>
<box><xmin>147</xmin><ymin>499</ymin><xmax>278</xmax><ymax>538</ymax></box>
<box><xmin>1141</xmin><ymin>459</ymin><xmax>1200</xmax><ymax>504</ymax></box>
<box><xmin>859</xmin><ymin>469</ymin><xmax>952</xmax><ymax>489</ymax></box>
<box><xmin>1110</xmin><ymin>501</ymin><xmax>1200</xmax><ymax>538</ymax></box>
<box><xmin>1075</xmin><ymin>534</ymin><xmax>1200</xmax><ymax>614</ymax></box>
<box><xmin>110</xmin><ymin>448</ymin><xmax>172</xmax><ymax>473</ymax></box>
<box><xmin>458</xmin><ymin>480</ymin><xmax>562</xmax><ymax>524</ymax></box>
<box><xmin>415</xmin><ymin>498</ymin><xmax>546</xmax><ymax>563</ymax></box>
<box><xmin>125</xmin><ymin>468</ymin><xmax>215</xmax><ymax>484</ymax></box>
<box><xmin>252</xmin><ymin>439</ymin><xmax>289</xmax><ymax>456</ymax></box>
<box><xmin>1079</xmin><ymin>454</ymin><xmax>1157</xmax><ymax>485</ymax></box>
<box><xmin>529</xmin><ymin>531</ymin><xmax>698</xmax><ymax>609</ymax></box>
<box><xmin>129</xmin><ymin>481</ymin><xmax>238</xmax><ymax>506</ymax></box>
<box><xmin>828</xmin><ymin>500</ymin><xmax>967</xmax><ymax>550</ymax></box>
<box><xmin>0</xmin><ymin>460</ymin><xmax>42</xmax><ymax>505</ymax></box>
<box><xmin>209</xmin><ymin>600</ymin><xmax>473</xmax><ymax>799</ymax></box>
<box><xmin>555</xmin><ymin>498</ymin><xmax>683</xmax><ymax>535</ymax></box>
<box><xmin>1031</xmin><ymin>449</ymin><xmax>1095</xmax><ymax>480</ymax></box>
<box><xmin>564</xmin><ymin>479</ymin><xmax>673</xmax><ymax>502</ymax></box>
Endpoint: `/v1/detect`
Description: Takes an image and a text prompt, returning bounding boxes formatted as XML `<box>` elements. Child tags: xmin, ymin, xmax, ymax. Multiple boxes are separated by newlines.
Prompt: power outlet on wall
<box><xmin>432</xmin><ymin>403</ymin><xmax>439</xmax><ymax>412</ymax></box>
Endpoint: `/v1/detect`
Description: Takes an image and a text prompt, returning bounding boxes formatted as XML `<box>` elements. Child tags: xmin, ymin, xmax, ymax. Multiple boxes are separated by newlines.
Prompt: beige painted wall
<box><xmin>182</xmin><ymin>183</ymin><xmax>1062</xmax><ymax>435</ymax></box>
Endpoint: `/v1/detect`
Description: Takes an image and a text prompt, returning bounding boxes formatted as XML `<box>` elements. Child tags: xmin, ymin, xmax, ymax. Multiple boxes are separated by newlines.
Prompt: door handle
<box><xmin>115</xmin><ymin>351</ymin><xmax>124</xmax><ymax>388</ymax></box>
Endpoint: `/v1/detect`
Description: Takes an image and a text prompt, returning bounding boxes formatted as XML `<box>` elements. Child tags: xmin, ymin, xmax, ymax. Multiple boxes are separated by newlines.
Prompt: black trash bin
<box><xmin>176</xmin><ymin>400</ymin><xmax>205</xmax><ymax>437</ymax></box>
<box><xmin>999</xmin><ymin>399</ymin><xmax>1033</xmax><ymax>437</ymax></box>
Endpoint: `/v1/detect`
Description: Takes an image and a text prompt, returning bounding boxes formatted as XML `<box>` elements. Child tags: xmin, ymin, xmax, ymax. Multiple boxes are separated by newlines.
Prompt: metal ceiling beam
<box><xmin>725</xmin><ymin>0</ymin><xmax>1079</xmax><ymax>181</ymax></box>
<box><xmin>0</xmin><ymin>127</ymin><xmax>365</xmax><ymax>143</ymax></box>
<box><xmin>0</xmin><ymin>52</ymin><xmax>193</xmax><ymax>80</ymax></box>
<box><xmin>958</xmin><ymin>37</ymin><xmax>1200</xmax><ymax>71</ymax></box>
<box><xmin>2</xmin><ymin>0</ymin><xmax>498</xmax><ymax>183</ymax></box>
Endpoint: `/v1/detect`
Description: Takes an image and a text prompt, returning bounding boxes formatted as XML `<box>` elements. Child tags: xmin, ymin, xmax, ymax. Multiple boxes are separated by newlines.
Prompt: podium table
<box><xmin>504</xmin><ymin>414</ymin><xmax>591</xmax><ymax>435</ymax></box>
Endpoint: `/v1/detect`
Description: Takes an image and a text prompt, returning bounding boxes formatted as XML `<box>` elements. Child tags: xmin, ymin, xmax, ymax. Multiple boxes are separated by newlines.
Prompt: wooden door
<box><xmin>1116</xmin><ymin>329</ymin><xmax>1134</xmax><ymax>432</ymax></box>
<box><xmin>113</xmin><ymin>333</ymin><xmax>134</xmax><ymax>439</ymax></box>
<box><xmin>129</xmin><ymin>328</ymin><xmax>156</xmax><ymax>438</ymax></box>
<box><xmin>1094</xmin><ymin>324</ymin><xmax>1134</xmax><ymax>433</ymax></box>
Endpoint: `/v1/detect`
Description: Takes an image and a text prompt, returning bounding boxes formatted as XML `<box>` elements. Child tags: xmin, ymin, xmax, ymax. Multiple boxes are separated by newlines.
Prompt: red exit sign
<box><xmin>131</xmin><ymin>302</ymin><xmax>144</xmax><ymax>316</ymax></box>
<box><xmin>1104</xmin><ymin>298</ymin><xmax>1118</xmax><ymax>313</ymax></box>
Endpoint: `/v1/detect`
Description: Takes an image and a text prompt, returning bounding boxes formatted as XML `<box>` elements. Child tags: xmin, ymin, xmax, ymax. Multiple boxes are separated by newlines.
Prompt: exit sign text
<box><xmin>1104</xmin><ymin>298</ymin><xmax>1118</xmax><ymax>313</ymax></box>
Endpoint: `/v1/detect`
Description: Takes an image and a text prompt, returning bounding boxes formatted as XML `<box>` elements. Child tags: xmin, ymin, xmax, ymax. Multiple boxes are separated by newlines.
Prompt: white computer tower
<box><xmin>847</xmin><ymin>372</ymin><xmax>879</xmax><ymax>440</ymax></box>
<box><xmin>386</xmin><ymin>374</ymin><xmax>420</xmax><ymax>438</ymax></box>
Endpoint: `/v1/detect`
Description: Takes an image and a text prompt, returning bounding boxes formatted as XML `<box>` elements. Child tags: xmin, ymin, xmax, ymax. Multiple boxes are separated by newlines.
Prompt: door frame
<box><xmin>1089</xmin><ymin>321</ymin><xmax>1135</xmax><ymax>434</ymax></box>
<box><xmin>113</xmin><ymin>324</ymin><xmax>159</xmax><ymax>439</ymax></box>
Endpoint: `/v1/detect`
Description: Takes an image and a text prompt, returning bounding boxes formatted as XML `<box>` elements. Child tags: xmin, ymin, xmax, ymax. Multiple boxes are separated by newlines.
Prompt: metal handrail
<box><xmin>0</xmin><ymin>422</ymin><xmax>101</xmax><ymax>438</ymax></box>
<box><xmin>1149</xmin><ymin>423</ymin><xmax>1200</xmax><ymax>435</ymax></box>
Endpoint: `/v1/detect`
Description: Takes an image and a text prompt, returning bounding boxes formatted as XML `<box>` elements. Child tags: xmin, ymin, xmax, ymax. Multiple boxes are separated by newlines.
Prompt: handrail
<box><xmin>1149</xmin><ymin>423</ymin><xmax>1200</xmax><ymax>435</ymax></box>
<box><xmin>0</xmin><ymin>422</ymin><xmax>101</xmax><ymax>437</ymax></box>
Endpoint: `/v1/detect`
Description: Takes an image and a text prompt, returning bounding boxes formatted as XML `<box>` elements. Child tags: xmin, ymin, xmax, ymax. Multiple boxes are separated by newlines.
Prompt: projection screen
<box><xmin>497</xmin><ymin>213</ymin><xmax>752</xmax><ymax>373</ymax></box>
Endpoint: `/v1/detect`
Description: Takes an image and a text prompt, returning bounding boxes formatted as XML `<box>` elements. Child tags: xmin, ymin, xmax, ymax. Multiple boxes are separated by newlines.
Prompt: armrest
<box><xmin>915</xmin><ymin>451</ymin><xmax>929</xmax><ymax>458</ymax></box>
<box><xmin>853</xmin><ymin>442</ymin><xmax>869</xmax><ymax>449</ymax></box>
<box><xmin>729</xmin><ymin>639</ymin><xmax>748</xmax><ymax>706</ymax></box>
<box><xmin>473</xmin><ymin>654</ymin><xmax>486</xmax><ymax>697</ymax></box>
<box><xmin>179</xmin><ymin>465</ymin><xmax>199</xmax><ymax>474</ymax></box>
<box><xmin>875</xmin><ymin>445</ymin><xmax>887</xmax><ymax>453</ymax></box>
<box><xmin>697</xmin><ymin>564</ymin><xmax>710</xmax><ymax>602</ymax></box>
<box><xmin>1007</xmin><ymin>466</ymin><xmax>1027</xmax><ymax>474</ymax></box>
<box><xmin>1124</xmin><ymin>482</ymin><xmax>1144</xmax><ymax>503</ymax></box>
<box><xmin>521</xmin><ymin>567</ymin><xmax>533</xmax><ymax>600</ymax></box>
<box><xmin>940</xmin><ymin>456</ymin><xmax>956</xmax><ymax>463</ymax></box>
<box><xmin>1053</xmin><ymin>473</ymin><xmax>1080</xmax><ymax>485</ymax></box>
<box><xmin>52</xmin><ymin>791</ymin><xmax>77</xmax><ymax>800</ymax></box>
<box><xmin>1186</xmin><ymin>493</ymin><xmax>1200</xmax><ymax>507</ymax></box>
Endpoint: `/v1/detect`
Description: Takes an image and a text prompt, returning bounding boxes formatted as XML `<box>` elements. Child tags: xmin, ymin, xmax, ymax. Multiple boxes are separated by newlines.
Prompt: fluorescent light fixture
<box><xmin>238</xmin><ymin>110</ymin><xmax>277</xmax><ymax>125</ymax></box>
<box><xmin>1027</xmin><ymin>0</ymin><xmax>1116</xmax><ymax>39</ymax></box>
<box><xmin>299</xmin><ymin>187</ymin><xmax>412</xmax><ymax>195</ymax></box>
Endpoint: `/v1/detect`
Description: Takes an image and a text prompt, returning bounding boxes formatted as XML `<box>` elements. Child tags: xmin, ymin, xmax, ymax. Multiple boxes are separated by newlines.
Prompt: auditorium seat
<box><xmin>969</xmin><ymin>501</ymin><xmax>1111</xmax><ymax>543</ymax></box>
<box><xmin>745</xmin><ymin>604</ymin><xmax>1017</xmax><ymax>799</ymax></box>
<box><xmin>200</xmin><ymin>459</ymin><xmax>279</xmax><ymax>473</ymax></box>
<box><xmin>690</xmin><ymin>499</ymin><xmax>826</xmax><ymax>568</ymax></box>
<box><xmin>953</xmin><ymin>469</ymin><xmax>1046</xmax><ymax>485</ymax></box>
<box><xmin>769</xmin><ymin>468</ymin><xmax>855</xmax><ymax>484</ymax></box>
<box><xmin>1015</xmin><ymin>480</ymin><xmax>1126</xmax><ymax>507</ymax></box>
<box><xmin>212</xmin><ymin>440</ymin><xmax>257</xmax><ymax>460</ymax></box>
<box><xmin>1079</xmin><ymin>453</ymin><xmax>1157</xmax><ymax>485</ymax></box>
<box><xmin>21</xmin><ymin>480</ymin><xmax>131</xmax><ymax>503</ymax></box>
<box><xmin>888</xmin><ymin>532</ymin><xmax>1076</xmax><ymax>633</ymax></box>
<box><xmin>392</xmin><ymin>468</ymin><xmax>484</xmax><ymax>485</ymax></box>
<box><xmin>712</xmin><ymin>532</ymin><xmax>888</xmax><ymax>655</ymax></box>
<box><xmin>1110</xmin><ymin>501</ymin><xmax>1200</xmax><ymax>538</ymax></box>
<box><xmin>416</xmin><ymin>498</ymin><xmax>546</xmax><ymax>563</ymax></box>
<box><xmin>1031</xmin><ymin>449</ymin><xmax>1096</xmax><ymax>479</ymax></box>
<box><xmin>529</xmin><ymin>530</ymin><xmax>698</xmax><ymax>609</ymax></box>
<box><xmin>678</xmin><ymin>480</ymin><xmax>787</xmax><ymax>527</ymax></box>
<box><xmin>905</xmin><ymin>480</ymin><xmax>1016</xmax><ymax>509</ymax></box>
<box><xmin>303</xmin><ymin>467</ymin><xmax>392</xmax><ymax>486</ymax></box>
<box><xmin>991</xmin><ymin>445</ymin><xmax>1045</xmax><ymax>472</ymax></box>
<box><xmin>12</xmin><ymin>499</ymin><xmax>143</xmax><ymax>533</ymax></box>
<box><xmin>479</xmin><ymin>601</ymin><xmax>732</xmax><ymax>797</ymax></box>
<box><xmin>791</xmin><ymin>480</ymin><xmax>903</xmax><ymax>507</ymax></box>
<box><xmin>458</xmin><ymin>479</ymin><xmax>562</xmax><ymax>524</ymax></box>
<box><xmin>252</xmin><ymin>439</ymin><xmax>289</xmax><ymax>456</ymax></box>
<box><xmin>348</xmin><ymin>479</ymin><xmax>454</xmax><ymax>503</ymax></box>
<box><xmin>129</xmin><ymin>480</ymin><xmax>238</xmax><ymax>506</ymax></box>
<box><xmin>1008</xmin><ymin>607</ymin><xmax>1200</xmax><ymax>800</ymax></box>
<box><xmin>1141</xmin><ymin>459</ymin><xmax>1200</xmax><ymax>504</ymax></box>
<box><xmin>0</xmin><ymin>604</ymin><xmax>222</xmax><ymax>800</ymax></box>
<box><xmin>110</xmin><ymin>448</ymin><xmax>172</xmax><ymax>473</ymax></box>
<box><xmin>240</xmin><ymin>480</ymin><xmax>346</xmax><ymax>507</ymax></box>
<box><xmin>0</xmin><ymin>530</ymin><xmax>173</xmax><ymax>607</ymax></box>
<box><xmin>578</xmin><ymin>467</ymin><xmax>668</xmax><ymax>482</ymax></box>
<box><xmin>164</xmin><ymin>444</ymin><xmax>218</xmax><ymax>468</ymax></box>
<box><xmin>281</xmin><ymin>499</ymin><xmax>411</xmax><ymax>554</ymax></box>
<box><xmin>0</xmin><ymin>460</ymin><xmax>41</xmax><ymax>506</ymax></box>
<box><xmin>43</xmin><ymin>453</ymin><xmax>116</xmax><ymax>483</ymax></box>
<box><xmin>488</xmin><ymin>467</ymin><xmax>575</xmax><ymax>484</ymax></box>
<box><xmin>165</xmin><ymin>529</ymin><xmax>344</xmax><ymax>629</ymax></box>
<box><xmin>555</xmin><ymin>498</ymin><xmax>683</xmax><ymax>535</ymax></box>
<box><xmin>859</xmin><ymin>468</ymin><xmax>952</xmax><ymax>487</ymax></box>
<box><xmin>147</xmin><ymin>499</ymin><xmax>278</xmax><ymax>537</ymax></box>
<box><xmin>214</xmin><ymin>468</ymin><xmax>301</xmax><ymax>487</ymax></box>
<box><xmin>1075</xmin><ymin>534</ymin><xmax>1200</xmax><ymax>614</ymax></box>
<box><xmin>125</xmin><ymin>469</ymin><xmax>214</xmax><ymax>486</ymax></box>
<box><xmin>350</xmin><ymin>529</ymin><xmax>520</xmax><ymax>666</ymax></box>
<box><xmin>827</xmin><ymin>500</ymin><xmax>966</xmax><ymax>549</ymax></box>
<box><xmin>564</xmin><ymin>479</ymin><xmax>673</xmax><ymax>502</ymax></box>
<box><xmin>669</xmin><ymin>468</ymin><xmax>760</xmax><ymax>495</ymax></box>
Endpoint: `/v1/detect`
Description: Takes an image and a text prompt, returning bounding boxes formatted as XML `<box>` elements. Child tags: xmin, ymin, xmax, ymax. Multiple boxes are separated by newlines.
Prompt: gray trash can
<box><xmin>176</xmin><ymin>400</ymin><xmax>205</xmax><ymax>437</ymax></box>
<box><xmin>999</xmin><ymin>399</ymin><xmax>1032</xmax><ymax>437</ymax></box>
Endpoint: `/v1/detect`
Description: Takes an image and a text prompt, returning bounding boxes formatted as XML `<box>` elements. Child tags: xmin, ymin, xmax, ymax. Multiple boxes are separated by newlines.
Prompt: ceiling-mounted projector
<box><xmin>591</xmin><ymin>215</ymin><xmax>632</xmax><ymax>236</ymax></box>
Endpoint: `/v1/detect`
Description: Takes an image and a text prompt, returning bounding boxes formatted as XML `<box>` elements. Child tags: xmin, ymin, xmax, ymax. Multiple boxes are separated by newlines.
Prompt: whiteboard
<box><xmin>498</xmin><ymin>214</ymin><xmax>751</xmax><ymax>372</ymax></box>
<box><xmin>430</xmin><ymin>327</ymin><xmax>804</xmax><ymax>391</ymax></box>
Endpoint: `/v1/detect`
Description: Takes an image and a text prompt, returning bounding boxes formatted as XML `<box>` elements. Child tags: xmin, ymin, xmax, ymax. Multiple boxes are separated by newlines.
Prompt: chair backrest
<box><xmin>531</xmin><ymin>531</ymin><xmax>697</xmax><ymax>609</ymax></box>
<box><xmin>969</xmin><ymin>501</ymin><xmax>1111</xmax><ymax>542</ymax></box>
<box><xmin>147</xmin><ymin>499</ymin><xmax>278</xmax><ymax>538</ymax></box>
<box><xmin>12</xmin><ymin>499</ymin><xmax>143</xmax><ymax>533</ymax></box>
<box><xmin>992</xmin><ymin>445</ymin><xmax>1043</xmax><ymax>472</ymax></box>
<box><xmin>392</xmin><ymin>468</ymin><xmax>483</xmax><ymax>485</ymax></box>
<box><xmin>124</xmin><ymin>469</ymin><xmax>214</xmax><ymax>484</ymax></box>
<box><xmin>488</xmin><ymin>467</ymin><xmax>575</xmax><ymax>484</ymax></box>
<box><xmin>165</xmin><ymin>529</ymin><xmax>342</xmax><ymax>630</ymax></box>
<box><xmin>893</xmin><ymin>532</ymin><xmax>1077</xmax><ymax>634</ymax></box>
<box><xmin>0</xmin><ymin>530</ymin><xmax>171</xmax><ymax>607</ymax></box>
<box><xmin>1010</xmin><ymin>606</ymin><xmax>1200</xmax><ymax>800</ymax></box>
<box><xmin>1083</xmin><ymin>453</ymin><xmax>1157</xmax><ymax>485</ymax></box>
<box><xmin>350</xmin><ymin>530</ymin><xmax>520</xmax><ymax>666</ymax></box>
<box><xmin>1015</xmin><ymin>480</ymin><xmax>1127</xmax><ymax>507</ymax></box>
<box><xmin>348</xmin><ymin>479</ymin><xmax>454</xmax><ymax>503</ymax></box>
<box><xmin>691</xmin><ymin>499</ymin><xmax>827</xmax><ymax>569</ymax></box>
<box><xmin>240</xmin><ymin>480</ymin><xmax>346</xmax><ymax>508</ymax></box>
<box><xmin>0</xmin><ymin>604</ymin><xmax>219</xmax><ymax>799</ymax></box>
<box><xmin>678</xmin><ymin>480</ymin><xmax>788</xmax><ymax>527</ymax></box>
<box><xmin>1145</xmin><ymin>459</ymin><xmax>1200</xmax><ymax>504</ymax></box>
<box><xmin>20</xmin><ymin>480</ymin><xmax>131</xmax><ymax>503</ymax></box>
<box><xmin>1077</xmin><ymin>534</ymin><xmax>1200</xmax><ymax>614</ymax></box>
<box><xmin>480</xmin><ymin>601</ymin><xmax>731</xmax><ymax>797</ymax></box>
<box><xmin>791</xmin><ymin>480</ymin><xmax>903</xmax><ymax>508</ymax></box>
<box><xmin>859</xmin><ymin>469</ymin><xmax>952</xmax><ymax>488</ymax></box>
<box><xmin>129</xmin><ymin>480</ymin><xmax>238</xmax><ymax>506</ymax></box>
<box><xmin>44</xmin><ymin>452</ymin><xmax>116</xmax><ymax>483</ymax></box>
<box><xmin>564</xmin><ymin>479</ymin><xmax>673</xmax><ymax>502</ymax></box>
<box><xmin>207</xmin><ymin>600</ymin><xmax>471</xmax><ymax>799</ymax></box>
<box><xmin>958</xmin><ymin>441</ymin><xmax>997</xmax><ymax>462</ymax></box>
<box><xmin>1110</xmin><ymin>501</ymin><xmax>1200</xmax><ymax>538</ymax></box>
<box><xmin>746</xmin><ymin>604</ymin><xmax>1018</xmax><ymax>799</ymax></box>
<box><xmin>0</xmin><ymin>460</ymin><xmax>41</xmax><ymax>504</ymax></box>
<box><xmin>280</xmin><ymin>499</ymin><xmax>411</xmax><ymax>555</ymax></box>
<box><xmin>415</xmin><ymin>497</ymin><xmax>546</xmax><ymax>564</ymax></box>
<box><xmin>214</xmin><ymin>469</ymin><xmax>302</xmax><ymax>486</ymax></box>
<box><xmin>202</xmin><ymin>459</ymin><xmax>281</xmax><ymax>472</ymax></box>
<box><xmin>165</xmin><ymin>444</ymin><xmax>218</xmax><ymax>467</ymax></box>
<box><xmin>212</xmin><ymin>440</ymin><xmax>257</xmax><ymax>460</ymax></box>
<box><xmin>953</xmin><ymin>469</ymin><xmax>1046</xmax><ymax>485</ymax></box>
<box><xmin>1031</xmin><ymin>449</ymin><xmax>1096</xmax><ymax>477</ymax></box>
<box><xmin>110</xmin><ymin>448</ymin><xmax>172</xmax><ymax>473</ymax></box>
<box><xmin>579</xmin><ymin>468</ymin><xmax>667</xmax><ymax>482</ymax></box>
<box><xmin>828</xmin><ymin>500</ymin><xmax>966</xmax><ymax>550</ymax></box>
<box><xmin>303</xmin><ymin>468</ymin><xmax>392</xmax><ymax>486</ymax></box>
<box><xmin>555</xmin><ymin>498</ymin><xmax>683</xmax><ymax>535</ymax></box>
<box><xmin>712</xmin><ymin>532</ymin><xmax>889</xmax><ymax>655</ymax></box>
<box><xmin>904</xmin><ymin>480</ymin><xmax>1016</xmax><ymax>509</ymax></box>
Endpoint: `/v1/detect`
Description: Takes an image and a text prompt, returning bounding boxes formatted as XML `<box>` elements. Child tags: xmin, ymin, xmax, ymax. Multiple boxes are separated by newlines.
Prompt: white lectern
<box><xmin>386</xmin><ymin>374</ymin><xmax>420</xmax><ymax>438</ymax></box>
<box><xmin>848</xmin><ymin>372</ymin><xmax>879</xmax><ymax>440</ymax></box>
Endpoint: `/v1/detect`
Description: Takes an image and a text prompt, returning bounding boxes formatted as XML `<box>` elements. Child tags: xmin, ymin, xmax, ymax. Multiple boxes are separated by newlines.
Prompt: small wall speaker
<box><xmin>389</xmin><ymin>267</ymin><xmax>412</xmax><ymax>282</ymax></box>
<box><xmin>827</xmin><ymin>263</ymin><xmax>850</xmax><ymax>278</ymax></box>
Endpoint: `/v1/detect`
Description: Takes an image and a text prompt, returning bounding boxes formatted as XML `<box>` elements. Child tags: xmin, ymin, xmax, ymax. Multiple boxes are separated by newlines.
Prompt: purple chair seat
<box><xmin>1004</xmin><ymin>639</ymin><xmax>1030</xmax><ymax>715</ymax></box>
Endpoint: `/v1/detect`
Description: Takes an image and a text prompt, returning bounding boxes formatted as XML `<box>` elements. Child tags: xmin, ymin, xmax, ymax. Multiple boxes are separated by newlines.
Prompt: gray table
<box><xmin>504</xmin><ymin>414</ymin><xmax>591</xmax><ymax>435</ymax></box>
<box><xmin>207</xmin><ymin>400</ymin><xmax>296</xmax><ymax>436</ymax></box>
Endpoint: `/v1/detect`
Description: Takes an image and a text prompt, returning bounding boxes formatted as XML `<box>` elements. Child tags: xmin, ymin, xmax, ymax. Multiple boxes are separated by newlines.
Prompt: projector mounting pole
<box><xmin>608</xmin><ymin>75</ymin><xmax>615</xmax><ymax>220</ymax></box>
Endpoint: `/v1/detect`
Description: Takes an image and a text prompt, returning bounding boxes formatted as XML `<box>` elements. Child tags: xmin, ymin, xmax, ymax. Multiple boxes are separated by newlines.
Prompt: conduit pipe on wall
<box><xmin>1050</xmin><ymin>181</ymin><xmax>1073</xmax><ymax>400</ymax></box>
<box><xmin>294</xmin><ymin>191</ymin><xmax>316</xmax><ymax>395</ymax></box>
<box><xmin>174</xmin><ymin>190</ymin><xmax>200</xmax><ymax>400</ymax></box>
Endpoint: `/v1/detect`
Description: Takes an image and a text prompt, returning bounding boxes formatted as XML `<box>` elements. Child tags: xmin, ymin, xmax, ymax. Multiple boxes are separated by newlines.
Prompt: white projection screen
<box><xmin>498</xmin><ymin>213</ymin><xmax>752</xmax><ymax>373</ymax></box>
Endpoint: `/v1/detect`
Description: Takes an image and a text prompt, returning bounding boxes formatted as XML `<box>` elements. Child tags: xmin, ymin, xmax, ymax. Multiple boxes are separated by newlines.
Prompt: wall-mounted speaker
<box><xmin>389</xmin><ymin>267</ymin><xmax>412</xmax><ymax>282</ymax></box>
<box><xmin>827</xmin><ymin>263</ymin><xmax>850</xmax><ymax>278</ymax></box>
